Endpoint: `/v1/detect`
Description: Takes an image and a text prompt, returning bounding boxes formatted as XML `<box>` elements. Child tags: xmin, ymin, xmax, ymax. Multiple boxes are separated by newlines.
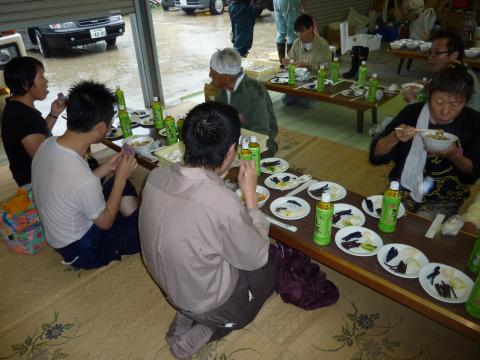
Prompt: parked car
<box><xmin>28</xmin><ymin>15</ymin><xmax>125</xmax><ymax>57</ymax></box>
<box><xmin>167</xmin><ymin>0</ymin><xmax>272</xmax><ymax>16</ymax></box>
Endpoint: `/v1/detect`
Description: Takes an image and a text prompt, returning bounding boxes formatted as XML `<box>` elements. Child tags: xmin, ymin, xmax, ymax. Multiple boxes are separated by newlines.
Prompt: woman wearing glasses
<box><xmin>370</xmin><ymin>62</ymin><xmax>480</xmax><ymax>220</ymax></box>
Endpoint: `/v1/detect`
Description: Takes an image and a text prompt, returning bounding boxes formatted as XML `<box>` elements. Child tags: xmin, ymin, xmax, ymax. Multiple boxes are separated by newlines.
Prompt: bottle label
<box><xmin>165</xmin><ymin>119</ymin><xmax>178</xmax><ymax>145</ymax></box>
<box><xmin>152</xmin><ymin>105</ymin><xmax>164</xmax><ymax>129</ymax></box>
<box><xmin>379</xmin><ymin>195</ymin><xmax>400</xmax><ymax>233</ymax></box>
<box><xmin>119</xmin><ymin>112</ymin><xmax>132</xmax><ymax>138</ymax></box>
<box><xmin>331</xmin><ymin>63</ymin><xmax>339</xmax><ymax>83</ymax></box>
<box><xmin>249</xmin><ymin>147</ymin><xmax>260</xmax><ymax>175</ymax></box>
<box><xmin>368</xmin><ymin>80</ymin><xmax>377</xmax><ymax>102</ymax></box>
<box><xmin>288</xmin><ymin>64</ymin><xmax>296</xmax><ymax>85</ymax></box>
<box><xmin>314</xmin><ymin>208</ymin><xmax>333</xmax><ymax>245</ymax></box>
<box><xmin>358</xmin><ymin>67</ymin><xmax>367</xmax><ymax>86</ymax></box>
<box><xmin>240</xmin><ymin>151</ymin><xmax>252</xmax><ymax>161</ymax></box>
<box><xmin>317</xmin><ymin>70</ymin><xmax>326</xmax><ymax>92</ymax></box>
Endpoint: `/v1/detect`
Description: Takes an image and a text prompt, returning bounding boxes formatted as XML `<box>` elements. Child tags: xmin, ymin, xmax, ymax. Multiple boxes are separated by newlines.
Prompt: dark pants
<box><xmin>229</xmin><ymin>1</ymin><xmax>256</xmax><ymax>57</ymax></box>
<box><xmin>56</xmin><ymin>178</ymin><xmax>140</xmax><ymax>269</ymax></box>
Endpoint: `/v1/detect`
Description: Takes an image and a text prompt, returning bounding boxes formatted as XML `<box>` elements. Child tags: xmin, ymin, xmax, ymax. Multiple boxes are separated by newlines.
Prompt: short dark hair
<box><xmin>432</xmin><ymin>30</ymin><xmax>464</xmax><ymax>61</ymax></box>
<box><xmin>183</xmin><ymin>101</ymin><xmax>240</xmax><ymax>169</ymax></box>
<box><xmin>294</xmin><ymin>14</ymin><xmax>314</xmax><ymax>32</ymax></box>
<box><xmin>4</xmin><ymin>56</ymin><xmax>44</xmax><ymax>96</ymax></box>
<box><xmin>428</xmin><ymin>61</ymin><xmax>473</xmax><ymax>101</ymax></box>
<box><xmin>66</xmin><ymin>81</ymin><xmax>115</xmax><ymax>133</ymax></box>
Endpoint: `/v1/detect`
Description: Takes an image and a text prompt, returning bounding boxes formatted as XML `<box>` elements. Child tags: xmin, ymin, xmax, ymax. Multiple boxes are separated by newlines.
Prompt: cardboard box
<box><xmin>204</xmin><ymin>82</ymin><xmax>219</xmax><ymax>102</ymax></box>
<box><xmin>242</xmin><ymin>58</ymin><xmax>281</xmax><ymax>81</ymax></box>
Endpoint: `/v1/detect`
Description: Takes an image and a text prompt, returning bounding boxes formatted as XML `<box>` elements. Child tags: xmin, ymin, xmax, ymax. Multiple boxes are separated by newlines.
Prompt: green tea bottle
<box><xmin>331</xmin><ymin>57</ymin><xmax>340</xmax><ymax>83</ymax></box>
<box><xmin>248</xmin><ymin>135</ymin><xmax>261</xmax><ymax>176</ymax></box>
<box><xmin>467</xmin><ymin>235</ymin><xmax>480</xmax><ymax>274</ymax></box>
<box><xmin>316</xmin><ymin>65</ymin><xmax>326</xmax><ymax>93</ymax></box>
<box><xmin>378</xmin><ymin>181</ymin><xmax>401</xmax><ymax>233</ymax></box>
<box><xmin>239</xmin><ymin>140</ymin><xmax>252</xmax><ymax>161</ymax></box>
<box><xmin>357</xmin><ymin>60</ymin><xmax>367</xmax><ymax>87</ymax></box>
<box><xmin>164</xmin><ymin>112</ymin><xmax>178</xmax><ymax>145</ymax></box>
<box><xmin>151</xmin><ymin>96</ymin><xmax>164</xmax><ymax>130</ymax></box>
<box><xmin>313</xmin><ymin>192</ymin><xmax>334</xmax><ymax>246</ymax></box>
<box><xmin>466</xmin><ymin>273</ymin><xmax>480</xmax><ymax>319</ymax></box>
<box><xmin>416</xmin><ymin>78</ymin><xmax>428</xmax><ymax>102</ymax></box>
<box><xmin>118</xmin><ymin>104</ymin><xmax>133</xmax><ymax>138</ymax></box>
<box><xmin>367</xmin><ymin>73</ymin><xmax>378</xmax><ymax>102</ymax></box>
<box><xmin>115</xmin><ymin>86</ymin><xmax>126</xmax><ymax>109</ymax></box>
<box><xmin>176</xmin><ymin>114</ymin><xmax>185</xmax><ymax>141</ymax></box>
<box><xmin>288</xmin><ymin>59</ymin><xmax>296</xmax><ymax>86</ymax></box>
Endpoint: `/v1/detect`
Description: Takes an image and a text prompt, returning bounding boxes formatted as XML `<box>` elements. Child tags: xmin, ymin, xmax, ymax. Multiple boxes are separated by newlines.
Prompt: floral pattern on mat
<box><xmin>0</xmin><ymin>311</ymin><xmax>82</xmax><ymax>360</ymax></box>
<box><xmin>312</xmin><ymin>302</ymin><xmax>423</xmax><ymax>360</ymax></box>
<box><xmin>193</xmin><ymin>338</ymin><xmax>260</xmax><ymax>360</ymax></box>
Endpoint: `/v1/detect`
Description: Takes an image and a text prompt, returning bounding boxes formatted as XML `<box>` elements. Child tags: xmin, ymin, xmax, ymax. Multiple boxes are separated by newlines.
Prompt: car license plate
<box><xmin>90</xmin><ymin>27</ymin><xmax>107</xmax><ymax>39</ymax></box>
<box><xmin>180</xmin><ymin>0</ymin><xmax>187</xmax><ymax>5</ymax></box>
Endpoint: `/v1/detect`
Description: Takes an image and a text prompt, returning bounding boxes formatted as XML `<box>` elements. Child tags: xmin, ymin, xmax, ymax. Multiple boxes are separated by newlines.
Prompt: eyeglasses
<box><xmin>428</xmin><ymin>50</ymin><xmax>451</xmax><ymax>57</ymax></box>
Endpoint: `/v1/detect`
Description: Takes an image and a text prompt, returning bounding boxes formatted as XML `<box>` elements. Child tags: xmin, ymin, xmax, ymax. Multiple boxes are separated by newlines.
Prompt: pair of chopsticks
<box><xmin>394</xmin><ymin>128</ymin><xmax>428</xmax><ymax>132</ymax></box>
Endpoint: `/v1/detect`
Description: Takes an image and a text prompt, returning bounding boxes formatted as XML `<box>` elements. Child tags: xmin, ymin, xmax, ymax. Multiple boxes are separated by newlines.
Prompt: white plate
<box><xmin>275</xmin><ymin>71</ymin><xmax>289</xmax><ymax>78</ymax></box>
<box><xmin>105</xmin><ymin>128</ymin><xmax>123</xmax><ymax>139</ymax></box>
<box><xmin>307</xmin><ymin>181</ymin><xmax>347</xmax><ymax>201</ymax></box>
<box><xmin>261</xmin><ymin>157</ymin><xmax>289</xmax><ymax>174</ymax></box>
<box><xmin>303</xmin><ymin>79</ymin><xmax>333</xmax><ymax>90</ymax></box>
<box><xmin>362</xmin><ymin>195</ymin><xmax>406</xmax><ymax>219</ymax></box>
<box><xmin>269</xmin><ymin>196</ymin><xmax>311</xmax><ymax>220</ymax></box>
<box><xmin>270</xmin><ymin>77</ymin><xmax>288</xmax><ymax>84</ymax></box>
<box><xmin>335</xmin><ymin>226</ymin><xmax>383</xmax><ymax>257</ymax></box>
<box><xmin>158</xmin><ymin>128</ymin><xmax>167</xmax><ymax>136</ymax></box>
<box><xmin>264</xmin><ymin>173</ymin><xmax>299</xmax><ymax>191</ymax></box>
<box><xmin>333</xmin><ymin>203</ymin><xmax>365</xmax><ymax>229</ymax></box>
<box><xmin>401</xmin><ymin>82</ymin><xmax>423</xmax><ymax>91</ymax></box>
<box><xmin>419</xmin><ymin>263</ymin><xmax>474</xmax><ymax>304</ymax></box>
<box><xmin>377</xmin><ymin>243</ymin><xmax>429</xmax><ymax>278</ymax></box>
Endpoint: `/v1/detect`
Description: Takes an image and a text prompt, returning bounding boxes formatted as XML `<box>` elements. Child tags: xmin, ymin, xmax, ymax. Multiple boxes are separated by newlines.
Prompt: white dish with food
<box><xmin>335</xmin><ymin>226</ymin><xmax>383</xmax><ymax>257</ymax></box>
<box><xmin>260</xmin><ymin>157</ymin><xmax>289</xmax><ymax>174</ymax></box>
<box><xmin>406</xmin><ymin>41</ymin><xmax>418</xmax><ymax>49</ymax></box>
<box><xmin>307</xmin><ymin>181</ymin><xmax>347</xmax><ymax>201</ymax></box>
<box><xmin>332</xmin><ymin>203</ymin><xmax>365</xmax><ymax>228</ymax></box>
<box><xmin>269</xmin><ymin>196</ymin><xmax>310</xmax><ymax>220</ymax></box>
<box><xmin>465</xmin><ymin>48</ymin><xmax>480</xmax><ymax>58</ymax></box>
<box><xmin>236</xmin><ymin>185</ymin><xmax>270</xmax><ymax>208</ymax></box>
<box><xmin>264</xmin><ymin>173</ymin><xmax>299</xmax><ymax>191</ymax></box>
<box><xmin>390</xmin><ymin>42</ymin><xmax>403</xmax><ymax>50</ymax></box>
<box><xmin>419</xmin><ymin>43</ymin><xmax>431</xmax><ymax>52</ymax></box>
<box><xmin>419</xmin><ymin>263</ymin><xmax>474</xmax><ymax>304</ymax></box>
<box><xmin>125</xmin><ymin>136</ymin><xmax>154</xmax><ymax>156</ymax></box>
<box><xmin>362</xmin><ymin>195</ymin><xmax>406</xmax><ymax>219</ymax></box>
<box><xmin>401</xmin><ymin>82</ymin><xmax>423</xmax><ymax>91</ymax></box>
<box><xmin>270</xmin><ymin>77</ymin><xmax>289</xmax><ymax>84</ymax></box>
<box><xmin>420</xmin><ymin>130</ymin><xmax>458</xmax><ymax>153</ymax></box>
<box><xmin>377</xmin><ymin>243</ymin><xmax>429</xmax><ymax>279</ymax></box>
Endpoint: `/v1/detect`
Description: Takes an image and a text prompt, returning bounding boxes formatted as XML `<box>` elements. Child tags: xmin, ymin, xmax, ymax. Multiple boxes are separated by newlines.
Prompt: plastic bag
<box><xmin>409</xmin><ymin>8</ymin><xmax>436</xmax><ymax>40</ymax></box>
<box><xmin>347</xmin><ymin>7</ymin><xmax>369</xmax><ymax>30</ymax></box>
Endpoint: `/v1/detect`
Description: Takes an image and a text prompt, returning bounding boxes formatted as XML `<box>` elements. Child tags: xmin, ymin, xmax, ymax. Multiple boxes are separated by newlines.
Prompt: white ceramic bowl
<box><xmin>126</xmin><ymin>136</ymin><xmax>153</xmax><ymax>155</ymax></box>
<box><xmin>465</xmin><ymin>49</ymin><xmax>480</xmax><ymax>58</ymax></box>
<box><xmin>236</xmin><ymin>185</ymin><xmax>270</xmax><ymax>208</ymax></box>
<box><xmin>390</xmin><ymin>42</ymin><xmax>403</xmax><ymax>50</ymax></box>
<box><xmin>420</xmin><ymin>43</ymin><xmax>431</xmax><ymax>52</ymax></box>
<box><xmin>406</xmin><ymin>41</ymin><xmax>418</xmax><ymax>50</ymax></box>
<box><xmin>421</xmin><ymin>131</ymin><xmax>458</xmax><ymax>153</ymax></box>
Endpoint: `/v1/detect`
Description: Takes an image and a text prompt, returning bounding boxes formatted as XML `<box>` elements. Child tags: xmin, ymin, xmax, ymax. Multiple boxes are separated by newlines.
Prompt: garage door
<box><xmin>0</xmin><ymin>0</ymin><xmax>135</xmax><ymax>31</ymax></box>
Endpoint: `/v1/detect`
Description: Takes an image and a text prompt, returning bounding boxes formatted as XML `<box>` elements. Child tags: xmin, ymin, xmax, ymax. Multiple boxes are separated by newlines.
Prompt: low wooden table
<box><xmin>264</xmin><ymin>79</ymin><xmax>399</xmax><ymax>133</ymax></box>
<box><xmin>389</xmin><ymin>48</ymin><xmax>480</xmax><ymax>75</ymax></box>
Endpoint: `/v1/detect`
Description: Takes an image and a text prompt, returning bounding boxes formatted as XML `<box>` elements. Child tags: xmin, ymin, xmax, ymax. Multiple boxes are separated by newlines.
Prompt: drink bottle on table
<box><xmin>288</xmin><ymin>60</ymin><xmax>296</xmax><ymax>86</ymax></box>
<box><xmin>115</xmin><ymin>86</ymin><xmax>127</xmax><ymax>109</ymax></box>
<box><xmin>378</xmin><ymin>181</ymin><xmax>401</xmax><ymax>233</ymax></box>
<box><xmin>151</xmin><ymin>96</ymin><xmax>164</xmax><ymax>130</ymax></box>
<box><xmin>357</xmin><ymin>61</ymin><xmax>368</xmax><ymax>87</ymax></box>
<box><xmin>316</xmin><ymin>65</ymin><xmax>326</xmax><ymax>93</ymax></box>
<box><xmin>164</xmin><ymin>112</ymin><xmax>178</xmax><ymax>145</ymax></box>
<box><xmin>239</xmin><ymin>140</ymin><xmax>252</xmax><ymax>161</ymax></box>
<box><xmin>248</xmin><ymin>135</ymin><xmax>261</xmax><ymax>176</ymax></box>
<box><xmin>118</xmin><ymin>104</ymin><xmax>133</xmax><ymax>138</ymax></box>
<box><xmin>313</xmin><ymin>192</ymin><xmax>334</xmax><ymax>246</ymax></box>
<box><xmin>466</xmin><ymin>273</ymin><xmax>480</xmax><ymax>319</ymax></box>
<box><xmin>176</xmin><ymin>114</ymin><xmax>185</xmax><ymax>141</ymax></box>
<box><xmin>467</xmin><ymin>235</ymin><xmax>480</xmax><ymax>274</ymax></box>
<box><xmin>367</xmin><ymin>73</ymin><xmax>378</xmax><ymax>102</ymax></box>
<box><xmin>331</xmin><ymin>57</ymin><xmax>340</xmax><ymax>83</ymax></box>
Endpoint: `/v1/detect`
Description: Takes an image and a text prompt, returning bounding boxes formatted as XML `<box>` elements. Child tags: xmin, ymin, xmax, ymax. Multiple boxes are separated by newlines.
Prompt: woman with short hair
<box><xmin>370</xmin><ymin>62</ymin><xmax>480</xmax><ymax>219</ymax></box>
<box><xmin>1</xmin><ymin>56</ymin><xmax>65</xmax><ymax>186</ymax></box>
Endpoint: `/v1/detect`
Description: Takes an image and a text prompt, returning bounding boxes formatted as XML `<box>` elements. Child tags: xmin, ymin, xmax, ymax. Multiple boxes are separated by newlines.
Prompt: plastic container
<box><xmin>316</xmin><ymin>65</ymin><xmax>326</xmax><ymax>92</ymax></box>
<box><xmin>242</xmin><ymin>58</ymin><xmax>281</xmax><ymax>81</ymax></box>
<box><xmin>151</xmin><ymin>96</ymin><xmax>164</xmax><ymax>130</ymax></box>
<box><xmin>331</xmin><ymin>57</ymin><xmax>340</xmax><ymax>83</ymax></box>
<box><xmin>313</xmin><ymin>192</ymin><xmax>334</xmax><ymax>246</ymax></box>
<box><xmin>164</xmin><ymin>111</ymin><xmax>178</xmax><ymax>145</ymax></box>
<box><xmin>249</xmin><ymin>135</ymin><xmax>261</xmax><ymax>176</ymax></box>
<box><xmin>239</xmin><ymin>140</ymin><xmax>252</xmax><ymax>161</ymax></box>
<box><xmin>367</xmin><ymin>73</ymin><xmax>378</xmax><ymax>102</ymax></box>
<box><xmin>115</xmin><ymin>86</ymin><xmax>126</xmax><ymax>109</ymax></box>
<box><xmin>288</xmin><ymin>59</ymin><xmax>296</xmax><ymax>85</ymax></box>
<box><xmin>118</xmin><ymin>104</ymin><xmax>133</xmax><ymax>138</ymax></box>
<box><xmin>378</xmin><ymin>181</ymin><xmax>401</xmax><ymax>233</ymax></box>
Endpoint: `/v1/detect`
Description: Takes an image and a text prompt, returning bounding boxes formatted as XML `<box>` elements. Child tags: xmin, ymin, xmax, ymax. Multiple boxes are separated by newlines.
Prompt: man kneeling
<box><xmin>32</xmin><ymin>81</ymin><xmax>140</xmax><ymax>269</ymax></box>
<box><xmin>139</xmin><ymin>102</ymin><xmax>276</xmax><ymax>359</ymax></box>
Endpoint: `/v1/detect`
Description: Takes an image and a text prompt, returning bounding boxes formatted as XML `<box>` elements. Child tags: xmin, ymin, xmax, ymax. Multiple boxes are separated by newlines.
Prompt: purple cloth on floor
<box><xmin>270</xmin><ymin>243</ymin><xmax>339</xmax><ymax>310</ymax></box>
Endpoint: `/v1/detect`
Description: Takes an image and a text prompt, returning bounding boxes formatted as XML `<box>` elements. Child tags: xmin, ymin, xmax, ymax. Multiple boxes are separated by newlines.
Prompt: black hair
<box><xmin>431</xmin><ymin>30</ymin><xmax>464</xmax><ymax>61</ymax></box>
<box><xmin>66</xmin><ymin>81</ymin><xmax>115</xmax><ymax>133</ymax></box>
<box><xmin>4</xmin><ymin>56</ymin><xmax>44</xmax><ymax>96</ymax></box>
<box><xmin>183</xmin><ymin>101</ymin><xmax>240</xmax><ymax>169</ymax></box>
<box><xmin>294</xmin><ymin>14</ymin><xmax>314</xmax><ymax>32</ymax></box>
<box><xmin>428</xmin><ymin>61</ymin><xmax>473</xmax><ymax>101</ymax></box>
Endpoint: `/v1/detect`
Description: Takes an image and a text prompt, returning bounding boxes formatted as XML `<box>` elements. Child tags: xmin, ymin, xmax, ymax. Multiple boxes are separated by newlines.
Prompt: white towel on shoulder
<box><xmin>400</xmin><ymin>103</ymin><xmax>430</xmax><ymax>202</ymax></box>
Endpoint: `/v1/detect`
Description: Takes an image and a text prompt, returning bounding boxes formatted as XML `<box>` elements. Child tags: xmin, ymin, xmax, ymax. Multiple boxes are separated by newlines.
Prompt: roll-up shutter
<box><xmin>0</xmin><ymin>0</ymin><xmax>135</xmax><ymax>32</ymax></box>
<box><xmin>302</xmin><ymin>0</ymin><xmax>371</xmax><ymax>36</ymax></box>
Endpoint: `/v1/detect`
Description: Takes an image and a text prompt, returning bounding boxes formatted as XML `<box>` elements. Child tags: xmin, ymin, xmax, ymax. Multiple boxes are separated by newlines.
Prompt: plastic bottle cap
<box><xmin>165</xmin><ymin>111</ymin><xmax>171</xmax><ymax>116</ymax></box>
<box><xmin>116</xmin><ymin>85</ymin><xmax>120</xmax><ymax>89</ymax></box>
<box><xmin>321</xmin><ymin>192</ymin><xmax>331</xmax><ymax>203</ymax></box>
<box><xmin>390</xmin><ymin>181</ymin><xmax>400</xmax><ymax>191</ymax></box>
<box><xmin>118</xmin><ymin>104</ymin><xmax>125</xmax><ymax>110</ymax></box>
<box><xmin>334</xmin><ymin>57</ymin><xmax>338</xmax><ymax>62</ymax></box>
<box><xmin>250</xmin><ymin>135</ymin><xmax>257</xmax><ymax>142</ymax></box>
<box><xmin>361</xmin><ymin>61</ymin><xmax>366</xmax><ymax>65</ymax></box>
<box><xmin>320</xmin><ymin>65</ymin><xmax>325</xmax><ymax>70</ymax></box>
<box><xmin>290</xmin><ymin>59</ymin><xmax>294</xmax><ymax>64</ymax></box>
<box><xmin>153</xmin><ymin>96</ymin><xmax>158</xmax><ymax>101</ymax></box>
<box><xmin>242</xmin><ymin>141</ymin><xmax>249</xmax><ymax>149</ymax></box>
<box><xmin>372</xmin><ymin>73</ymin><xmax>377</xmax><ymax>78</ymax></box>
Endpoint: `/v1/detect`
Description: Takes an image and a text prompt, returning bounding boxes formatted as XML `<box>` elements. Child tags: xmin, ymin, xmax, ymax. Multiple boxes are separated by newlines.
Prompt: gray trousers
<box><xmin>166</xmin><ymin>256</ymin><xmax>276</xmax><ymax>359</ymax></box>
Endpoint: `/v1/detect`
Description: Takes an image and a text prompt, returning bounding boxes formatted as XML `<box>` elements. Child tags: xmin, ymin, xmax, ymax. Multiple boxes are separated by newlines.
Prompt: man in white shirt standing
<box><xmin>32</xmin><ymin>81</ymin><xmax>140</xmax><ymax>269</ymax></box>
<box><xmin>139</xmin><ymin>102</ymin><xmax>276</xmax><ymax>359</ymax></box>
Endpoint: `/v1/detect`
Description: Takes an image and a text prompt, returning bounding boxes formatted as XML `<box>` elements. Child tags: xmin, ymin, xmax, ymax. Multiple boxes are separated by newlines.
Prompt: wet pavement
<box><xmin>28</xmin><ymin>7</ymin><xmax>277</xmax><ymax>134</ymax></box>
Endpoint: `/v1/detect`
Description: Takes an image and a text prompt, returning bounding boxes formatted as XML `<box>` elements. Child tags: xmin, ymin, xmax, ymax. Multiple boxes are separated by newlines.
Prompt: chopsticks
<box><xmin>394</xmin><ymin>128</ymin><xmax>428</xmax><ymax>132</ymax></box>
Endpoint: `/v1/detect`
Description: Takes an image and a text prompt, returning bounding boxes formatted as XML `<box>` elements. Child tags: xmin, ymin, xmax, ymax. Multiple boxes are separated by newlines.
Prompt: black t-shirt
<box><xmin>370</xmin><ymin>102</ymin><xmax>480</xmax><ymax>202</ymax></box>
<box><xmin>1</xmin><ymin>99</ymin><xmax>49</xmax><ymax>186</ymax></box>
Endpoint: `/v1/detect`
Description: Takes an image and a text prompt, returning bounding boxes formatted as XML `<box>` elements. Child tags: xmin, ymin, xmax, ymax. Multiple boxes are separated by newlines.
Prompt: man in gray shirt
<box><xmin>139</xmin><ymin>102</ymin><xmax>276</xmax><ymax>359</ymax></box>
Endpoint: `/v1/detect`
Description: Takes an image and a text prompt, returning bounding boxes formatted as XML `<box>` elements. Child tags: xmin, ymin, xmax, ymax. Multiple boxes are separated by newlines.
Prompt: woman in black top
<box><xmin>370</xmin><ymin>63</ymin><xmax>480</xmax><ymax>218</ymax></box>
<box><xmin>1</xmin><ymin>56</ymin><xmax>66</xmax><ymax>186</ymax></box>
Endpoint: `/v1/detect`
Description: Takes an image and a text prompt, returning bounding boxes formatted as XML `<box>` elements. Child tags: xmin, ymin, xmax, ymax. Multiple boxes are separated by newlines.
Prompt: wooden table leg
<box><xmin>397</xmin><ymin>58</ymin><xmax>405</xmax><ymax>75</ymax></box>
<box><xmin>406</xmin><ymin>58</ymin><xmax>413</xmax><ymax>71</ymax></box>
<box><xmin>372</xmin><ymin>107</ymin><xmax>377</xmax><ymax>125</ymax></box>
<box><xmin>356</xmin><ymin>110</ymin><xmax>364</xmax><ymax>133</ymax></box>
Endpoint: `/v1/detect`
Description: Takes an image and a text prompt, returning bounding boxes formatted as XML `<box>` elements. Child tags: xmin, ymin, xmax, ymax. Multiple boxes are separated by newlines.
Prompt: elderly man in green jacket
<box><xmin>209</xmin><ymin>48</ymin><xmax>278</xmax><ymax>155</ymax></box>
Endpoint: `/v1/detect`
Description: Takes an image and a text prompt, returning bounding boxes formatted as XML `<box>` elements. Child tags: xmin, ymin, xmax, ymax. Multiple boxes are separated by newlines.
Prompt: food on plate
<box><xmin>262</xmin><ymin>159</ymin><xmax>281</xmax><ymax>172</ymax></box>
<box><xmin>400</xmin><ymin>247</ymin><xmax>419</xmax><ymax>258</ymax></box>
<box><xmin>435</xmin><ymin>280</ymin><xmax>457</xmax><ymax>299</ymax></box>
<box><xmin>451</xmin><ymin>276</ymin><xmax>466</xmax><ymax>290</ymax></box>
<box><xmin>342</xmin><ymin>231</ymin><xmax>362</xmax><ymax>241</ymax></box>
<box><xmin>333</xmin><ymin>209</ymin><xmax>352</xmax><ymax>223</ymax></box>
<box><xmin>240</xmin><ymin>192</ymin><xmax>267</xmax><ymax>203</ymax></box>
<box><xmin>310</xmin><ymin>184</ymin><xmax>329</xmax><ymax>198</ymax></box>
<box><xmin>270</xmin><ymin>175</ymin><xmax>292</xmax><ymax>188</ymax></box>
<box><xmin>341</xmin><ymin>240</ymin><xmax>361</xmax><ymax>249</ymax></box>
<box><xmin>405</xmin><ymin>257</ymin><xmax>421</xmax><ymax>273</ymax></box>
<box><xmin>275</xmin><ymin>207</ymin><xmax>302</xmax><ymax>218</ymax></box>
<box><xmin>287</xmin><ymin>199</ymin><xmax>302</xmax><ymax>207</ymax></box>
<box><xmin>425</xmin><ymin>130</ymin><xmax>448</xmax><ymax>141</ymax></box>
<box><xmin>384</xmin><ymin>260</ymin><xmax>407</xmax><ymax>274</ymax></box>
<box><xmin>386</xmin><ymin>247</ymin><xmax>399</xmax><ymax>262</ymax></box>
<box><xmin>339</xmin><ymin>215</ymin><xmax>362</xmax><ymax>227</ymax></box>
<box><xmin>131</xmin><ymin>140</ymin><xmax>151</xmax><ymax>147</ymax></box>
<box><xmin>365</xmin><ymin>198</ymin><xmax>374</xmax><ymax>212</ymax></box>
<box><xmin>426</xmin><ymin>265</ymin><xmax>441</xmax><ymax>285</ymax></box>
